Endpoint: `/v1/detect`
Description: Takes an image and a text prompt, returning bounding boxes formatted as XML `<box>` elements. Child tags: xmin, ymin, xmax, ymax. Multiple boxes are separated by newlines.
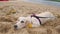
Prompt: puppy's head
<box><xmin>14</xmin><ymin>17</ymin><xmax>27</xmax><ymax>29</ymax></box>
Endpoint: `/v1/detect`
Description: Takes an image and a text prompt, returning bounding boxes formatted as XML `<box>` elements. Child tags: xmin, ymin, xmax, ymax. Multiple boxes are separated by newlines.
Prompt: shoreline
<box><xmin>21</xmin><ymin>0</ymin><xmax>60</xmax><ymax>8</ymax></box>
<box><xmin>0</xmin><ymin>1</ymin><xmax>60</xmax><ymax>8</ymax></box>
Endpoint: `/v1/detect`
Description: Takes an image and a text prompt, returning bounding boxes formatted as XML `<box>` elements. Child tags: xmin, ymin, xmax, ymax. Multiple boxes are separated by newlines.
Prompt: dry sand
<box><xmin>0</xmin><ymin>1</ymin><xmax>60</xmax><ymax>34</ymax></box>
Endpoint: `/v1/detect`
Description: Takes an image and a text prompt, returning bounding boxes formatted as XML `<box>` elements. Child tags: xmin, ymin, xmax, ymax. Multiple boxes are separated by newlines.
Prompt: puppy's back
<box><xmin>38</xmin><ymin>12</ymin><xmax>56</xmax><ymax>24</ymax></box>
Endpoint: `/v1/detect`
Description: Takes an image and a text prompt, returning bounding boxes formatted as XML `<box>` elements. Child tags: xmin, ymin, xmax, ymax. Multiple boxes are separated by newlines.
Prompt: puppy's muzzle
<box><xmin>14</xmin><ymin>25</ymin><xmax>17</xmax><ymax>29</ymax></box>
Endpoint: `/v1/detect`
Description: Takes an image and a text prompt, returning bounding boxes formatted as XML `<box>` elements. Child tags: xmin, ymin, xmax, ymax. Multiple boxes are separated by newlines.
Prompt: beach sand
<box><xmin>0</xmin><ymin>1</ymin><xmax>60</xmax><ymax>34</ymax></box>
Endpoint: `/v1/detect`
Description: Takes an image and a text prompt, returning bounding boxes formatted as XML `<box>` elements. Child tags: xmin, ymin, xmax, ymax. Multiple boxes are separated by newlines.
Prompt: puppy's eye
<box><xmin>21</xmin><ymin>21</ymin><xmax>24</xmax><ymax>23</ymax></box>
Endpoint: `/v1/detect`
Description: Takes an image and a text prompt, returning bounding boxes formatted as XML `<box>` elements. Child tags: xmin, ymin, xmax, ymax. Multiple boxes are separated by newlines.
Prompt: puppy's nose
<box><xmin>14</xmin><ymin>25</ymin><xmax>17</xmax><ymax>29</ymax></box>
